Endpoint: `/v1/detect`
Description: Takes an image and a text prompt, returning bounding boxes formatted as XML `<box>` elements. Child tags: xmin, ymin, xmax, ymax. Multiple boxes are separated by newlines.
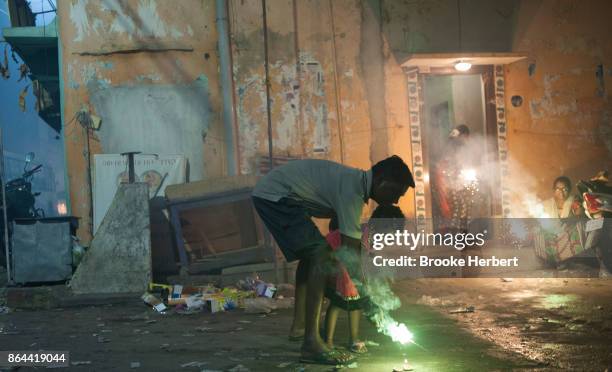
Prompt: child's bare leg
<box><xmin>323</xmin><ymin>303</ymin><xmax>340</xmax><ymax>348</ymax></box>
<box><xmin>348</xmin><ymin>310</ymin><xmax>361</xmax><ymax>344</ymax></box>
<box><xmin>348</xmin><ymin>310</ymin><xmax>367</xmax><ymax>353</ymax></box>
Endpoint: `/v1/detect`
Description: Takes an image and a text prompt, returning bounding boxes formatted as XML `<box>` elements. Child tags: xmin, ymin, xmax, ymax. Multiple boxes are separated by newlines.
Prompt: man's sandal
<box><xmin>300</xmin><ymin>350</ymin><xmax>355</xmax><ymax>365</ymax></box>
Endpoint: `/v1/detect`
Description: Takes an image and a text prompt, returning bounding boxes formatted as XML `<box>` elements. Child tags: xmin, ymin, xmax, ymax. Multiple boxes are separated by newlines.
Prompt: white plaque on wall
<box><xmin>93</xmin><ymin>154</ymin><xmax>186</xmax><ymax>233</ymax></box>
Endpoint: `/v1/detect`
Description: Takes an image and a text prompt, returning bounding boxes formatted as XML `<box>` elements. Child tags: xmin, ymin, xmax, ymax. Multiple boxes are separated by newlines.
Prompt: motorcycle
<box><xmin>576</xmin><ymin>171</ymin><xmax>612</xmax><ymax>275</ymax></box>
<box><xmin>2</xmin><ymin>152</ymin><xmax>45</xmax><ymax>220</ymax></box>
<box><xmin>1</xmin><ymin>152</ymin><xmax>44</xmax><ymax>267</ymax></box>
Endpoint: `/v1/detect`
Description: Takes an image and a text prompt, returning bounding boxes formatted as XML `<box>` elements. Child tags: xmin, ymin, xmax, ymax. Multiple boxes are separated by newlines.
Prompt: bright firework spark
<box><xmin>370</xmin><ymin>308</ymin><xmax>415</xmax><ymax>346</ymax></box>
<box><xmin>460</xmin><ymin>168</ymin><xmax>478</xmax><ymax>184</ymax></box>
<box><xmin>364</xmin><ymin>277</ymin><xmax>417</xmax><ymax>347</ymax></box>
<box><xmin>522</xmin><ymin>194</ymin><xmax>551</xmax><ymax>218</ymax></box>
<box><xmin>386</xmin><ymin>321</ymin><xmax>414</xmax><ymax>345</ymax></box>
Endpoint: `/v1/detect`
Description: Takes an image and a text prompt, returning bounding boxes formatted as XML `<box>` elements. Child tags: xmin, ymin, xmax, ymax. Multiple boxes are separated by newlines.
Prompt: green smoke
<box><xmin>364</xmin><ymin>275</ymin><xmax>413</xmax><ymax>344</ymax></box>
<box><xmin>332</xmin><ymin>223</ymin><xmax>414</xmax><ymax>345</ymax></box>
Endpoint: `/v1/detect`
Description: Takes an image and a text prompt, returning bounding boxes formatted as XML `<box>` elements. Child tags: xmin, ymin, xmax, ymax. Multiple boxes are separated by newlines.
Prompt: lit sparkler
<box><xmin>370</xmin><ymin>310</ymin><xmax>415</xmax><ymax>346</ymax></box>
<box><xmin>459</xmin><ymin>168</ymin><xmax>480</xmax><ymax>198</ymax></box>
<box><xmin>386</xmin><ymin>321</ymin><xmax>414</xmax><ymax>345</ymax></box>
<box><xmin>460</xmin><ymin>168</ymin><xmax>478</xmax><ymax>184</ymax></box>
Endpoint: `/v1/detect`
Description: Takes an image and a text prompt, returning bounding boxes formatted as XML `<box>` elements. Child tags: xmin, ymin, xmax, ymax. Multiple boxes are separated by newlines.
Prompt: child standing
<box><xmin>323</xmin><ymin>205</ymin><xmax>404</xmax><ymax>353</ymax></box>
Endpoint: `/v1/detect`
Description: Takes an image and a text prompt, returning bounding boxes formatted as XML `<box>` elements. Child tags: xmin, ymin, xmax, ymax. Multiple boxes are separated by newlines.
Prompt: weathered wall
<box><xmin>378</xmin><ymin>0</ymin><xmax>520</xmax><ymax>217</ymax></box>
<box><xmin>228</xmin><ymin>0</ymin><xmax>403</xmax><ymax>216</ymax></box>
<box><xmin>380</xmin><ymin>0</ymin><xmax>611</xmax><ymax>213</ymax></box>
<box><xmin>58</xmin><ymin>0</ymin><xmax>225</xmax><ymax>242</ymax></box>
<box><xmin>58</xmin><ymin>0</ymin><xmax>612</xmax><ymax>243</ymax></box>
<box><xmin>505</xmin><ymin>0</ymin><xmax>612</xmax><ymax>204</ymax></box>
<box><xmin>381</xmin><ymin>0</ymin><xmax>518</xmax><ymax>57</ymax></box>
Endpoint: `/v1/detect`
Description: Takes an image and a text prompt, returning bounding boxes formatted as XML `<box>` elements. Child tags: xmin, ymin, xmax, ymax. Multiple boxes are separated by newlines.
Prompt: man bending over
<box><xmin>252</xmin><ymin>156</ymin><xmax>414</xmax><ymax>365</ymax></box>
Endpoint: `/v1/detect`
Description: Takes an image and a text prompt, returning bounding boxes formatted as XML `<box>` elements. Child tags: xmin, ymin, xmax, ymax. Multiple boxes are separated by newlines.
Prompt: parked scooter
<box><xmin>576</xmin><ymin>171</ymin><xmax>612</xmax><ymax>275</ymax></box>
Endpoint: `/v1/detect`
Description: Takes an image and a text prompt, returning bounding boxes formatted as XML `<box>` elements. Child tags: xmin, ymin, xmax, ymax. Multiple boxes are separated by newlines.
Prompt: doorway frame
<box><xmin>405</xmin><ymin>65</ymin><xmax>509</xmax><ymax>231</ymax></box>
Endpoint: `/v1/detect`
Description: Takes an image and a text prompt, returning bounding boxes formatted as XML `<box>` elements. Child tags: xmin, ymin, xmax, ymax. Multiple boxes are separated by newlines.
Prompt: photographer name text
<box><xmin>372</xmin><ymin>255</ymin><xmax>519</xmax><ymax>268</ymax></box>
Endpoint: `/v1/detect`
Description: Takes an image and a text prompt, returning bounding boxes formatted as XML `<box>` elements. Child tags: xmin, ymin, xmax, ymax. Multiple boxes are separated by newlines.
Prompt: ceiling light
<box><xmin>454</xmin><ymin>60</ymin><xmax>472</xmax><ymax>72</ymax></box>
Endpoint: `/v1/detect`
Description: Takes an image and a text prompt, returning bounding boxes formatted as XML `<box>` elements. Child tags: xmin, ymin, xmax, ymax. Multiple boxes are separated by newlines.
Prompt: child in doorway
<box><xmin>323</xmin><ymin>205</ymin><xmax>405</xmax><ymax>353</ymax></box>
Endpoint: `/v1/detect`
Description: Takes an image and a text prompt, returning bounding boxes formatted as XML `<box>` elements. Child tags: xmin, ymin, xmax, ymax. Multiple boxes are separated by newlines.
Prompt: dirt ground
<box><xmin>1</xmin><ymin>278</ymin><xmax>611</xmax><ymax>371</ymax></box>
<box><xmin>403</xmin><ymin>277</ymin><xmax>612</xmax><ymax>371</ymax></box>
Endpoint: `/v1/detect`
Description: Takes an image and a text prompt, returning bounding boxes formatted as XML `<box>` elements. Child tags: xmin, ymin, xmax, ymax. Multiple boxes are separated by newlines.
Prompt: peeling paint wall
<box><xmin>89</xmin><ymin>82</ymin><xmax>210</xmax><ymax>179</ymax></box>
<box><xmin>229</xmin><ymin>0</ymin><xmax>267</xmax><ymax>176</ymax></box>
<box><xmin>228</xmin><ymin>0</ymin><xmax>406</xmax><ymax>217</ymax></box>
<box><xmin>58</xmin><ymin>0</ymin><xmax>611</xmax><ymax>243</ymax></box>
<box><xmin>58</xmin><ymin>0</ymin><xmax>225</xmax><ymax>243</ymax></box>
<box><xmin>381</xmin><ymin>0</ymin><xmax>518</xmax><ymax>57</ymax></box>
<box><xmin>505</xmin><ymin>0</ymin><xmax>612</xmax><ymax>201</ymax></box>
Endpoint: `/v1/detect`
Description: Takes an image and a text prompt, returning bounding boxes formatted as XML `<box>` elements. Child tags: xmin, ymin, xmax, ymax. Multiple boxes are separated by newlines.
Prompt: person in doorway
<box><xmin>322</xmin><ymin>204</ymin><xmax>404</xmax><ymax>354</ymax></box>
<box><xmin>251</xmin><ymin>156</ymin><xmax>414</xmax><ymax>365</ymax></box>
<box><xmin>431</xmin><ymin>124</ymin><xmax>474</xmax><ymax>233</ymax></box>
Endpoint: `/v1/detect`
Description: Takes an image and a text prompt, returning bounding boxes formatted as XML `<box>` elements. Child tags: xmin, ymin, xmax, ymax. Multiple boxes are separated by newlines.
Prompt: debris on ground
<box><xmin>256</xmin><ymin>282</ymin><xmax>277</xmax><ymax>298</ymax></box>
<box><xmin>130</xmin><ymin>361</ymin><xmax>141</xmax><ymax>368</ymax></box>
<box><xmin>449</xmin><ymin>306</ymin><xmax>475</xmax><ymax>314</ymax></box>
<box><xmin>276</xmin><ymin>283</ymin><xmax>295</xmax><ymax>298</ymax></box>
<box><xmin>244</xmin><ymin>298</ymin><xmax>278</xmax><ymax>314</ymax></box>
<box><xmin>277</xmin><ymin>362</ymin><xmax>292</xmax><ymax>368</ymax></box>
<box><xmin>333</xmin><ymin>362</ymin><xmax>359</xmax><ymax>371</ymax></box>
<box><xmin>175</xmin><ymin>304</ymin><xmax>202</xmax><ymax>315</ymax></box>
<box><xmin>566</xmin><ymin>323</ymin><xmax>585</xmax><ymax>331</ymax></box>
<box><xmin>0</xmin><ymin>306</ymin><xmax>10</xmax><ymax>314</ymax></box>
<box><xmin>142</xmin><ymin>293</ymin><xmax>167</xmax><ymax>313</ymax></box>
<box><xmin>416</xmin><ymin>295</ymin><xmax>453</xmax><ymax>306</ymax></box>
<box><xmin>501</xmin><ymin>278</ymin><xmax>514</xmax><ymax>282</ymax></box>
<box><xmin>365</xmin><ymin>340</ymin><xmax>380</xmax><ymax>347</ymax></box>
<box><xmin>140</xmin><ymin>274</ymin><xmax>294</xmax><ymax>317</ymax></box>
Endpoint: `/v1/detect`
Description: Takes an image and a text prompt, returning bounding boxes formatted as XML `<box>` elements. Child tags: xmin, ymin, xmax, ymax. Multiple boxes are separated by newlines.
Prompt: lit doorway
<box><xmin>422</xmin><ymin>71</ymin><xmax>493</xmax><ymax>232</ymax></box>
<box><xmin>404</xmin><ymin>63</ymin><xmax>509</xmax><ymax>233</ymax></box>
